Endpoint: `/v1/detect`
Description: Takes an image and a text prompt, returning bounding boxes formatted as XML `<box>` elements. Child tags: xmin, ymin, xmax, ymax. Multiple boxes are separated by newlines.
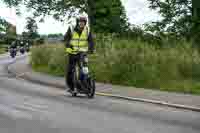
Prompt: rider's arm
<box><xmin>64</xmin><ymin>28</ymin><xmax>72</xmax><ymax>48</ymax></box>
<box><xmin>88</xmin><ymin>32</ymin><xmax>95</xmax><ymax>52</ymax></box>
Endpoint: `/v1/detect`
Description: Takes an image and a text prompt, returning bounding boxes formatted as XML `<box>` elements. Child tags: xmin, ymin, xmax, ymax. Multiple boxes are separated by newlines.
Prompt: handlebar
<box><xmin>66</xmin><ymin>48</ymin><xmax>95</xmax><ymax>55</ymax></box>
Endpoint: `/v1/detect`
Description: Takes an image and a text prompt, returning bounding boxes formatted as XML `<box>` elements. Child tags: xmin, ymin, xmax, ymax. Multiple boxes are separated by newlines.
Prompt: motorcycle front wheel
<box><xmin>86</xmin><ymin>77</ymin><xmax>95</xmax><ymax>98</ymax></box>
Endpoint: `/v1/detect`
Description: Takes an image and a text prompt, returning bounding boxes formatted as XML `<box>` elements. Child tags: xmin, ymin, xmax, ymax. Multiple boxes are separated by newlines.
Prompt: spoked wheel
<box><xmin>87</xmin><ymin>77</ymin><xmax>96</xmax><ymax>99</ymax></box>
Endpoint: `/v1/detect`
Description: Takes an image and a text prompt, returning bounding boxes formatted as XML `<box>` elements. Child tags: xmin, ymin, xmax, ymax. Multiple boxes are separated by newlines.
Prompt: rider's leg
<box><xmin>66</xmin><ymin>54</ymin><xmax>76</xmax><ymax>92</ymax></box>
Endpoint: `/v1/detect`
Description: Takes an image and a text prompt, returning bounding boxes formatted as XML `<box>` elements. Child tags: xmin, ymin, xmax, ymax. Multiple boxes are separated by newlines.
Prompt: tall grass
<box><xmin>0</xmin><ymin>44</ymin><xmax>7</xmax><ymax>54</ymax></box>
<box><xmin>30</xmin><ymin>39</ymin><xmax>200</xmax><ymax>94</ymax></box>
<box><xmin>30</xmin><ymin>44</ymin><xmax>66</xmax><ymax>76</ymax></box>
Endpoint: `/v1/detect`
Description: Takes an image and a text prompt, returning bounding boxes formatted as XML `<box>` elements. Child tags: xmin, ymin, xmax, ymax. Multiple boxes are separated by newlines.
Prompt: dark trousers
<box><xmin>66</xmin><ymin>53</ymin><xmax>87</xmax><ymax>90</ymax></box>
<box><xmin>66</xmin><ymin>54</ymin><xmax>80</xmax><ymax>90</ymax></box>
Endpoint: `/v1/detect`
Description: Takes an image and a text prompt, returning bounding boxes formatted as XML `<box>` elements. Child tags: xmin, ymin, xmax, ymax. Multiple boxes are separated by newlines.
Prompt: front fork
<box><xmin>72</xmin><ymin>53</ymin><xmax>90</xmax><ymax>92</ymax></box>
<box><xmin>80</xmin><ymin>55</ymin><xmax>89</xmax><ymax>80</ymax></box>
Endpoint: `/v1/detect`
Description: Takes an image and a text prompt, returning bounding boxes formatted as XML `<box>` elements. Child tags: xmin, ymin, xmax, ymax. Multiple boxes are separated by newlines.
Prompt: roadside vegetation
<box><xmin>0</xmin><ymin>48</ymin><xmax>6</xmax><ymax>54</ymax></box>
<box><xmin>30</xmin><ymin>37</ymin><xmax>200</xmax><ymax>95</ymax></box>
<box><xmin>0</xmin><ymin>44</ymin><xmax>8</xmax><ymax>54</ymax></box>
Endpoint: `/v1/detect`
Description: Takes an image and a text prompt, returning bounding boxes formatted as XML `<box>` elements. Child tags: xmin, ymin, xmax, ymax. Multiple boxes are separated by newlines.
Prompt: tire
<box><xmin>87</xmin><ymin>78</ymin><xmax>95</xmax><ymax>99</ymax></box>
<box><xmin>72</xmin><ymin>92</ymin><xmax>77</xmax><ymax>97</ymax></box>
<box><xmin>20</xmin><ymin>49</ymin><xmax>25</xmax><ymax>54</ymax></box>
<box><xmin>10</xmin><ymin>52</ymin><xmax>15</xmax><ymax>58</ymax></box>
<box><xmin>11</xmin><ymin>55</ymin><xmax>15</xmax><ymax>58</ymax></box>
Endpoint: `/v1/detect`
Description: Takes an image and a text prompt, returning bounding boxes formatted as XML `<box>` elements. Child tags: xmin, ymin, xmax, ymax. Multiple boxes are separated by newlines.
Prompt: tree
<box><xmin>48</xmin><ymin>33</ymin><xmax>63</xmax><ymax>38</ymax></box>
<box><xmin>0</xmin><ymin>17</ymin><xmax>17</xmax><ymax>44</ymax></box>
<box><xmin>2</xmin><ymin>0</ymin><xmax>129</xmax><ymax>33</ymax></box>
<box><xmin>145</xmin><ymin>0</ymin><xmax>193</xmax><ymax>38</ymax></box>
<box><xmin>191</xmin><ymin>1</ymin><xmax>200</xmax><ymax>44</ymax></box>
<box><xmin>22</xmin><ymin>31</ymin><xmax>29</xmax><ymax>39</ymax></box>
<box><xmin>0</xmin><ymin>17</ymin><xmax>9</xmax><ymax>33</ymax></box>
<box><xmin>25</xmin><ymin>17</ymin><xmax>39</xmax><ymax>40</ymax></box>
<box><xmin>93</xmin><ymin>0</ymin><xmax>130</xmax><ymax>33</ymax></box>
<box><xmin>2</xmin><ymin>0</ymin><xmax>96</xmax><ymax>29</ymax></box>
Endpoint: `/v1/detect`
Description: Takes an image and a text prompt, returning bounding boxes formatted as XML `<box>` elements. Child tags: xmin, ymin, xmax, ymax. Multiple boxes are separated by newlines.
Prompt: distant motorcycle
<box><xmin>25</xmin><ymin>43</ymin><xmax>30</xmax><ymax>52</ymax></box>
<box><xmin>20</xmin><ymin>46</ymin><xmax>25</xmax><ymax>54</ymax></box>
<box><xmin>10</xmin><ymin>48</ymin><xmax>17</xmax><ymax>58</ymax></box>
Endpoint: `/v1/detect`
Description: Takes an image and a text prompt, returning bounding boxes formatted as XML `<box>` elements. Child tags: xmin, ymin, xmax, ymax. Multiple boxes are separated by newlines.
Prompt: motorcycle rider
<box><xmin>9</xmin><ymin>40</ymin><xmax>17</xmax><ymax>57</ymax></box>
<box><xmin>25</xmin><ymin>41</ymin><xmax>30</xmax><ymax>52</ymax></box>
<box><xmin>19</xmin><ymin>40</ymin><xmax>25</xmax><ymax>54</ymax></box>
<box><xmin>65</xmin><ymin>16</ymin><xmax>95</xmax><ymax>93</ymax></box>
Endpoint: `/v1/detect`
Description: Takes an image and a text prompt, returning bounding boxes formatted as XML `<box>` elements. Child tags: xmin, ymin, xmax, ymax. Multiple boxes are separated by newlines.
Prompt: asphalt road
<box><xmin>0</xmin><ymin>54</ymin><xmax>200</xmax><ymax>133</ymax></box>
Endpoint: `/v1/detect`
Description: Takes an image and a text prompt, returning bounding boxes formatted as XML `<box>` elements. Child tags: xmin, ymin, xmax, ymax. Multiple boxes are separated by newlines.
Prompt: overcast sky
<box><xmin>0</xmin><ymin>0</ymin><xmax>161</xmax><ymax>34</ymax></box>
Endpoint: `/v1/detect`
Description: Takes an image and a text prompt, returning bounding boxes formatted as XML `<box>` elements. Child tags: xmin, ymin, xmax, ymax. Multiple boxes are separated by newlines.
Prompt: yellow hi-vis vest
<box><xmin>66</xmin><ymin>27</ymin><xmax>88</xmax><ymax>54</ymax></box>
